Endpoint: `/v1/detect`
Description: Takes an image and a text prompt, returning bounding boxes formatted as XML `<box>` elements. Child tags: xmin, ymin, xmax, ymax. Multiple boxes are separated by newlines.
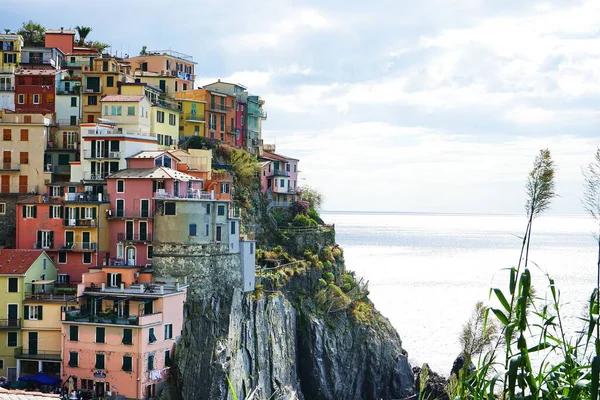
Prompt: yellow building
<box><xmin>0</xmin><ymin>113</ymin><xmax>52</xmax><ymax>194</ymax></box>
<box><xmin>174</xmin><ymin>92</ymin><xmax>206</xmax><ymax>139</ymax></box>
<box><xmin>81</xmin><ymin>58</ymin><xmax>133</xmax><ymax>123</ymax></box>
<box><xmin>0</xmin><ymin>34</ymin><xmax>23</xmax><ymax>111</ymax></box>
<box><xmin>0</xmin><ymin>250</ymin><xmax>58</xmax><ymax>382</ymax></box>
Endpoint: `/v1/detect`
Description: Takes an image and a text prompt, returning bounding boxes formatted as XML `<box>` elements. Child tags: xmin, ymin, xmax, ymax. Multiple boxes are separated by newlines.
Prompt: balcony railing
<box><xmin>83</xmin><ymin>86</ymin><xmax>102</xmax><ymax>93</ymax></box>
<box><xmin>0</xmin><ymin>65</ymin><xmax>16</xmax><ymax>74</ymax></box>
<box><xmin>0</xmin><ymin>84</ymin><xmax>14</xmax><ymax>91</ymax></box>
<box><xmin>268</xmin><ymin>169</ymin><xmax>290</xmax><ymax>177</ymax></box>
<box><xmin>33</xmin><ymin>241</ymin><xmax>56</xmax><ymax>250</ymax></box>
<box><xmin>64</xmin><ymin>192</ymin><xmax>109</xmax><ymax>202</ymax></box>
<box><xmin>62</xmin><ymin>60</ymin><xmax>91</xmax><ymax>68</ymax></box>
<box><xmin>117</xmin><ymin>233</ymin><xmax>152</xmax><ymax>242</ymax></box>
<box><xmin>56</xmin><ymin>88</ymin><xmax>81</xmax><ymax>95</ymax></box>
<box><xmin>83</xmin><ymin>150</ymin><xmax>121</xmax><ymax>159</ymax></box>
<box><xmin>0</xmin><ymin>162</ymin><xmax>20</xmax><ymax>171</ymax></box>
<box><xmin>183</xmin><ymin>113</ymin><xmax>205</xmax><ymax>122</ymax></box>
<box><xmin>63</xmin><ymin>218</ymin><xmax>97</xmax><ymax>227</ymax></box>
<box><xmin>59</xmin><ymin>242</ymin><xmax>97</xmax><ymax>251</ymax></box>
<box><xmin>208</xmin><ymin>104</ymin><xmax>231</xmax><ymax>113</ymax></box>
<box><xmin>56</xmin><ymin>119</ymin><xmax>80</xmax><ymax>126</ymax></box>
<box><xmin>248</xmin><ymin>109</ymin><xmax>267</xmax><ymax>118</ymax></box>
<box><xmin>153</xmin><ymin>189</ymin><xmax>215</xmax><ymax>200</ymax></box>
<box><xmin>14</xmin><ymin>347</ymin><xmax>61</xmax><ymax>361</ymax></box>
<box><xmin>0</xmin><ymin>318</ymin><xmax>21</xmax><ymax>329</ymax></box>
<box><xmin>83</xmin><ymin>172</ymin><xmax>109</xmax><ymax>181</ymax></box>
<box><xmin>62</xmin><ymin>310</ymin><xmax>163</xmax><ymax>326</ymax></box>
<box><xmin>108</xmin><ymin>209</ymin><xmax>153</xmax><ymax>219</ymax></box>
<box><xmin>24</xmin><ymin>292</ymin><xmax>77</xmax><ymax>302</ymax></box>
<box><xmin>0</xmin><ymin>185</ymin><xmax>39</xmax><ymax>195</ymax></box>
<box><xmin>45</xmin><ymin>164</ymin><xmax>70</xmax><ymax>174</ymax></box>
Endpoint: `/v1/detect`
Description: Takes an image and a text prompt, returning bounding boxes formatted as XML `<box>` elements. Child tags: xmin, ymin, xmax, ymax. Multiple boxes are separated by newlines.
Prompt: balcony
<box><xmin>62</xmin><ymin>60</ymin><xmax>91</xmax><ymax>68</ymax></box>
<box><xmin>0</xmin><ymin>65</ymin><xmax>16</xmax><ymax>74</ymax></box>
<box><xmin>0</xmin><ymin>318</ymin><xmax>21</xmax><ymax>329</ymax></box>
<box><xmin>44</xmin><ymin>164</ymin><xmax>70</xmax><ymax>174</ymax></box>
<box><xmin>0</xmin><ymin>162</ymin><xmax>20</xmax><ymax>171</ymax></box>
<box><xmin>83</xmin><ymin>85</ymin><xmax>102</xmax><ymax>93</ymax></box>
<box><xmin>0</xmin><ymin>185</ymin><xmax>40</xmax><ymax>195</ymax></box>
<box><xmin>47</xmin><ymin>141</ymin><xmax>77</xmax><ymax>151</ymax></box>
<box><xmin>153</xmin><ymin>189</ymin><xmax>215</xmax><ymax>200</ymax></box>
<box><xmin>0</xmin><ymin>84</ymin><xmax>14</xmax><ymax>91</ymax></box>
<box><xmin>183</xmin><ymin>113</ymin><xmax>205</xmax><ymax>122</ymax></box>
<box><xmin>64</xmin><ymin>192</ymin><xmax>109</xmax><ymax>202</ymax></box>
<box><xmin>62</xmin><ymin>310</ymin><xmax>163</xmax><ymax>327</ymax></box>
<box><xmin>33</xmin><ymin>241</ymin><xmax>56</xmax><ymax>250</ymax></box>
<box><xmin>83</xmin><ymin>150</ymin><xmax>122</xmax><ymax>159</ymax></box>
<box><xmin>208</xmin><ymin>104</ymin><xmax>231</xmax><ymax>113</ymax></box>
<box><xmin>268</xmin><ymin>169</ymin><xmax>290</xmax><ymax>177</ymax></box>
<box><xmin>59</xmin><ymin>242</ymin><xmax>97</xmax><ymax>251</ymax></box>
<box><xmin>56</xmin><ymin>87</ymin><xmax>81</xmax><ymax>95</ymax></box>
<box><xmin>83</xmin><ymin>171</ymin><xmax>109</xmax><ymax>181</ymax></box>
<box><xmin>248</xmin><ymin>109</ymin><xmax>267</xmax><ymax>118</ymax></box>
<box><xmin>24</xmin><ymin>292</ymin><xmax>77</xmax><ymax>302</ymax></box>
<box><xmin>14</xmin><ymin>347</ymin><xmax>61</xmax><ymax>361</ymax></box>
<box><xmin>63</xmin><ymin>218</ymin><xmax>97</xmax><ymax>228</ymax></box>
<box><xmin>117</xmin><ymin>233</ymin><xmax>153</xmax><ymax>242</ymax></box>
<box><xmin>56</xmin><ymin>119</ymin><xmax>80</xmax><ymax>127</ymax></box>
<box><xmin>108</xmin><ymin>209</ymin><xmax>153</xmax><ymax>219</ymax></box>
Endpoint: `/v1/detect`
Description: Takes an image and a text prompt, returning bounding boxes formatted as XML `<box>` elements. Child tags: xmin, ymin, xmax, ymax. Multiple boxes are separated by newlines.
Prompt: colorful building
<box><xmin>174</xmin><ymin>91</ymin><xmax>206</xmax><ymax>139</ymax></box>
<box><xmin>15</xmin><ymin>187</ymin><xmax>111</xmax><ymax>284</ymax></box>
<box><xmin>126</xmin><ymin>50</ymin><xmax>195</xmax><ymax>93</ymax></box>
<box><xmin>44</xmin><ymin>29</ymin><xmax>76</xmax><ymax>56</ymax></box>
<box><xmin>20</xmin><ymin>47</ymin><xmax>64</xmax><ymax>70</ymax></box>
<box><xmin>0</xmin><ymin>34</ymin><xmax>23</xmax><ymax>111</ymax></box>
<box><xmin>259</xmin><ymin>152</ymin><xmax>299</xmax><ymax>206</ymax></box>
<box><xmin>14</xmin><ymin>69</ymin><xmax>65</xmax><ymax>115</ymax></box>
<box><xmin>0</xmin><ymin>250</ymin><xmax>58</xmax><ymax>383</ymax></box>
<box><xmin>81</xmin><ymin>58</ymin><xmax>133</xmax><ymax>123</ymax></box>
<box><xmin>61</xmin><ymin>267</ymin><xmax>187</xmax><ymax>399</ymax></box>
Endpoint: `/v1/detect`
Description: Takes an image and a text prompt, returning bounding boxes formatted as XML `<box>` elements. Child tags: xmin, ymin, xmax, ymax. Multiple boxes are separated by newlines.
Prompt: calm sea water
<box><xmin>321</xmin><ymin>211</ymin><xmax>598</xmax><ymax>375</ymax></box>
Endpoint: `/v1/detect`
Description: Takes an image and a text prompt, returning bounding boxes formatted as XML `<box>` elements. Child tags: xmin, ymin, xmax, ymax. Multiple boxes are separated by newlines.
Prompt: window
<box><xmin>149</xmin><ymin>328</ymin><xmax>157</xmax><ymax>343</ymax></box>
<box><xmin>71</xmin><ymin>97</ymin><xmax>77</xmax><ymax>107</ymax></box>
<box><xmin>286</xmin><ymin>163</ymin><xmax>290</xmax><ymax>172</ymax></box>
<box><xmin>117</xmin><ymin>180</ymin><xmax>124</xmax><ymax>193</ymax></box>
<box><xmin>7</xmin><ymin>332</ymin><xmax>17</xmax><ymax>347</ymax></box>
<box><xmin>17</xmin><ymin>94</ymin><xmax>24</xmax><ymax>104</ymax></box>
<box><xmin>70</xmin><ymin>326</ymin><xmax>79</xmax><ymax>341</ymax></box>
<box><xmin>33</xmin><ymin>94</ymin><xmax>40</xmax><ymax>104</ymax></box>
<box><xmin>19</xmin><ymin>152</ymin><xmax>28</xmax><ymax>164</ymax></box>
<box><xmin>165</xmin><ymin>350</ymin><xmax>171</xmax><ymax>366</ymax></box>
<box><xmin>68</xmin><ymin>352</ymin><xmax>78</xmax><ymax>367</ymax></box>
<box><xmin>23</xmin><ymin>206</ymin><xmax>37</xmax><ymax>218</ymax></box>
<box><xmin>156</xmin><ymin>110</ymin><xmax>164</xmax><ymax>123</ymax></box>
<box><xmin>58</xmin><ymin>251</ymin><xmax>67</xmax><ymax>264</ymax></box>
<box><xmin>123</xmin><ymin>328</ymin><xmax>133</xmax><ymax>345</ymax></box>
<box><xmin>88</xmin><ymin>96</ymin><xmax>97</xmax><ymax>106</ymax></box>
<box><xmin>95</xmin><ymin>353</ymin><xmax>105</xmax><ymax>369</ymax></box>
<box><xmin>189</xmin><ymin>224</ymin><xmax>197</xmax><ymax>237</ymax></box>
<box><xmin>57</xmin><ymin>274</ymin><xmax>69</xmax><ymax>284</ymax></box>
<box><xmin>169</xmin><ymin>113</ymin><xmax>176</xmax><ymax>125</ymax></box>
<box><xmin>205</xmin><ymin>224</ymin><xmax>209</xmax><ymax>236</ymax></box>
<box><xmin>127</xmin><ymin>106</ymin><xmax>135</xmax><ymax>116</ymax></box>
<box><xmin>47</xmin><ymin>94</ymin><xmax>54</xmax><ymax>103</ymax></box>
<box><xmin>82</xmin><ymin>252</ymin><xmax>92</xmax><ymax>264</ymax></box>
<box><xmin>206</xmin><ymin>204</ymin><xmax>211</xmax><ymax>215</ymax></box>
<box><xmin>147</xmin><ymin>244</ymin><xmax>153</xmax><ymax>259</ymax></box>
<box><xmin>108</xmin><ymin>273</ymin><xmax>122</xmax><ymax>287</ymax></box>
<box><xmin>122</xmin><ymin>355</ymin><xmax>132</xmax><ymax>371</ymax></box>
<box><xmin>20</xmin><ymin>129</ymin><xmax>28</xmax><ymax>141</ymax></box>
<box><xmin>8</xmin><ymin>278</ymin><xmax>17</xmax><ymax>292</ymax></box>
<box><xmin>217</xmin><ymin>205</ymin><xmax>225</xmax><ymax>216</ymax></box>
<box><xmin>25</xmin><ymin>305</ymin><xmax>43</xmax><ymax>320</ymax></box>
<box><xmin>50</xmin><ymin>206</ymin><xmax>62</xmax><ymax>219</ymax></box>
<box><xmin>111</xmin><ymin>106</ymin><xmax>122</xmax><ymax>116</ymax></box>
<box><xmin>164</xmin><ymin>202</ymin><xmax>176</xmax><ymax>215</ymax></box>
<box><xmin>0</xmin><ymin>203</ymin><xmax>4</xmax><ymax>215</ymax></box>
<box><xmin>220</xmin><ymin>183</ymin><xmax>229</xmax><ymax>194</ymax></box>
<box><xmin>0</xmin><ymin>360</ymin><xmax>3</xmax><ymax>370</ymax></box>
<box><xmin>148</xmin><ymin>354</ymin><xmax>154</xmax><ymax>371</ymax></box>
<box><xmin>230</xmin><ymin>221</ymin><xmax>236</xmax><ymax>235</ymax></box>
<box><xmin>164</xmin><ymin>324</ymin><xmax>173</xmax><ymax>339</ymax></box>
<box><xmin>96</xmin><ymin>327</ymin><xmax>105</xmax><ymax>343</ymax></box>
<box><xmin>220</xmin><ymin>115</ymin><xmax>225</xmax><ymax>131</ymax></box>
<box><xmin>106</xmin><ymin>76</ymin><xmax>114</xmax><ymax>87</ymax></box>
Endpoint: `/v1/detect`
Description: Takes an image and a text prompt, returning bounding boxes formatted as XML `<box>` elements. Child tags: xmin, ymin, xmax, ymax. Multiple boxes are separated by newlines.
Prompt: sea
<box><xmin>321</xmin><ymin>211</ymin><xmax>598</xmax><ymax>375</ymax></box>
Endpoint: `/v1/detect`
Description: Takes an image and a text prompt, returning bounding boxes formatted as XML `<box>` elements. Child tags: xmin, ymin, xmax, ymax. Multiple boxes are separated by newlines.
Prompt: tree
<box><xmin>17</xmin><ymin>20</ymin><xmax>45</xmax><ymax>47</ymax></box>
<box><xmin>86</xmin><ymin>41</ymin><xmax>110</xmax><ymax>53</ymax></box>
<box><xmin>3</xmin><ymin>29</ymin><xmax>11</xmax><ymax>34</ymax></box>
<box><xmin>298</xmin><ymin>186</ymin><xmax>324</xmax><ymax>210</ymax></box>
<box><xmin>75</xmin><ymin>26</ymin><xmax>92</xmax><ymax>45</ymax></box>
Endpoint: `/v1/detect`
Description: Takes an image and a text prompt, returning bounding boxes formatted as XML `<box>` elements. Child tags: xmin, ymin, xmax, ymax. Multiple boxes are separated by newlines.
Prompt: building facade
<box><xmin>0</xmin><ymin>34</ymin><xmax>23</xmax><ymax>111</ymax></box>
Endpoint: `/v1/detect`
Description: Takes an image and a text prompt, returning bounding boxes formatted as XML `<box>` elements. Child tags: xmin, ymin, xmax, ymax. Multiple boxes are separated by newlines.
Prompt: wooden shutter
<box><xmin>23</xmin><ymin>305</ymin><xmax>29</xmax><ymax>320</ymax></box>
<box><xmin>20</xmin><ymin>129</ymin><xmax>28</xmax><ymax>141</ymax></box>
<box><xmin>37</xmin><ymin>306</ymin><xmax>43</xmax><ymax>320</ymax></box>
<box><xmin>116</xmin><ymin>273</ymin><xmax>122</xmax><ymax>287</ymax></box>
<box><xmin>32</xmin><ymin>205</ymin><xmax>37</xmax><ymax>218</ymax></box>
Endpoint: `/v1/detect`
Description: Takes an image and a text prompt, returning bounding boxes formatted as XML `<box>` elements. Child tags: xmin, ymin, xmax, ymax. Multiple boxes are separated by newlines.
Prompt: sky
<box><xmin>2</xmin><ymin>0</ymin><xmax>600</xmax><ymax>214</ymax></box>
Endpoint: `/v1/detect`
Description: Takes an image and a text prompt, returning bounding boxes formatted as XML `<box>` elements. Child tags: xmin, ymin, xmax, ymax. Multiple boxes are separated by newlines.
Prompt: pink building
<box><xmin>259</xmin><ymin>152</ymin><xmax>299</xmax><ymax>206</ymax></box>
<box><xmin>106</xmin><ymin>150</ymin><xmax>207</xmax><ymax>268</ymax></box>
<box><xmin>61</xmin><ymin>266</ymin><xmax>186</xmax><ymax>399</ymax></box>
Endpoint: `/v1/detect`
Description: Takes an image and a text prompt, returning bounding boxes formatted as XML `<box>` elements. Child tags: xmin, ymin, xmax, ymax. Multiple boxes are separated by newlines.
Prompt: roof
<box><xmin>0</xmin><ymin>34</ymin><xmax>23</xmax><ymax>42</ymax></box>
<box><xmin>15</xmin><ymin>69</ymin><xmax>64</xmax><ymax>76</ymax></box>
<box><xmin>46</xmin><ymin>29</ymin><xmax>76</xmax><ymax>35</ymax></box>
<box><xmin>0</xmin><ymin>250</ymin><xmax>45</xmax><ymax>275</ymax></box>
<box><xmin>127</xmin><ymin>150</ymin><xmax>181</xmax><ymax>161</ymax></box>
<box><xmin>204</xmin><ymin>80</ymin><xmax>247</xmax><ymax>90</ymax></box>
<box><xmin>261</xmin><ymin>151</ymin><xmax>299</xmax><ymax>162</ymax></box>
<box><xmin>106</xmin><ymin>167</ymin><xmax>201</xmax><ymax>181</ymax></box>
<box><xmin>101</xmin><ymin>95</ymin><xmax>145</xmax><ymax>102</ymax></box>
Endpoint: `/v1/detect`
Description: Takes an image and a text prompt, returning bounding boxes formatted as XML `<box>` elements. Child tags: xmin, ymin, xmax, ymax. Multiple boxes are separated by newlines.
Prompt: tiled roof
<box><xmin>127</xmin><ymin>150</ymin><xmax>181</xmax><ymax>161</ymax></box>
<box><xmin>0</xmin><ymin>249</ymin><xmax>44</xmax><ymax>275</ymax></box>
<box><xmin>15</xmin><ymin>69</ymin><xmax>63</xmax><ymax>76</ymax></box>
<box><xmin>101</xmin><ymin>95</ymin><xmax>145</xmax><ymax>102</ymax></box>
<box><xmin>107</xmin><ymin>167</ymin><xmax>201</xmax><ymax>181</ymax></box>
<box><xmin>261</xmin><ymin>151</ymin><xmax>299</xmax><ymax>162</ymax></box>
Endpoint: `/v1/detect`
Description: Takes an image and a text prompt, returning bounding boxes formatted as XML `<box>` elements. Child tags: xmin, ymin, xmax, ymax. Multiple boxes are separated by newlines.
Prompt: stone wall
<box><xmin>0</xmin><ymin>195</ymin><xmax>22</xmax><ymax>247</ymax></box>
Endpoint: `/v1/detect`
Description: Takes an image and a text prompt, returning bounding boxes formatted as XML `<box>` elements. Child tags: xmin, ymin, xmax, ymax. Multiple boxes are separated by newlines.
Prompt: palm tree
<box><xmin>3</xmin><ymin>29</ymin><xmax>11</xmax><ymax>34</ymax></box>
<box><xmin>75</xmin><ymin>26</ymin><xmax>92</xmax><ymax>46</ymax></box>
<box><xmin>17</xmin><ymin>20</ymin><xmax>45</xmax><ymax>46</ymax></box>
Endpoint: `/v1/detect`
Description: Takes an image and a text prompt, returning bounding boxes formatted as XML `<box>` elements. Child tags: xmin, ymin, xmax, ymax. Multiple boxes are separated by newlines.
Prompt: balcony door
<box><xmin>82</xmin><ymin>232</ymin><xmax>91</xmax><ymax>250</ymax></box>
<box><xmin>28</xmin><ymin>332</ymin><xmax>38</xmax><ymax>355</ymax></box>
<box><xmin>8</xmin><ymin>304</ymin><xmax>17</xmax><ymax>326</ymax></box>
<box><xmin>126</xmin><ymin>247</ymin><xmax>136</xmax><ymax>266</ymax></box>
<box><xmin>125</xmin><ymin>221</ymin><xmax>134</xmax><ymax>241</ymax></box>
<box><xmin>140</xmin><ymin>199</ymin><xmax>149</xmax><ymax>218</ymax></box>
<box><xmin>65</xmin><ymin>231</ymin><xmax>74</xmax><ymax>249</ymax></box>
<box><xmin>116</xmin><ymin>199</ymin><xmax>124</xmax><ymax>217</ymax></box>
<box><xmin>139</xmin><ymin>221</ymin><xmax>148</xmax><ymax>241</ymax></box>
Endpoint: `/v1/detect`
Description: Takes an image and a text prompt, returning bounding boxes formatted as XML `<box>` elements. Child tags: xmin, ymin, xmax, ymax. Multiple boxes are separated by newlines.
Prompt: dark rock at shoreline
<box><xmin>413</xmin><ymin>364</ymin><xmax>449</xmax><ymax>400</ymax></box>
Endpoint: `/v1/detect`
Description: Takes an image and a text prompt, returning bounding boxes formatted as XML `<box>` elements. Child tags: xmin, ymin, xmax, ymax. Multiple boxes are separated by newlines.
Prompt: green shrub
<box><xmin>318</xmin><ymin>278</ymin><xmax>328</xmax><ymax>289</ymax></box>
<box><xmin>322</xmin><ymin>272</ymin><xmax>335</xmax><ymax>284</ymax></box>
<box><xmin>322</xmin><ymin>260</ymin><xmax>332</xmax><ymax>270</ymax></box>
<box><xmin>292</xmin><ymin>214</ymin><xmax>312</xmax><ymax>227</ymax></box>
<box><xmin>319</xmin><ymin>247</ymin><xmax>334</xmax><ymax>262</ymax></box>
<box><xmin>342</xmin><ymin>283</ymin><xmax>352</xmax><ymax>293</ymax></box>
